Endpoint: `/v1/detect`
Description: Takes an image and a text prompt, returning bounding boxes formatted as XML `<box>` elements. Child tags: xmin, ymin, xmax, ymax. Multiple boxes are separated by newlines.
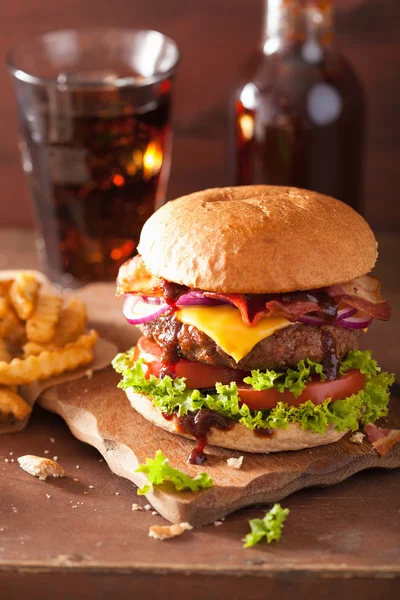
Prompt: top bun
<box><xmin>137</xmin><ymin>186</ymin><xmax>378</xmax><ymax>294</ymax></box>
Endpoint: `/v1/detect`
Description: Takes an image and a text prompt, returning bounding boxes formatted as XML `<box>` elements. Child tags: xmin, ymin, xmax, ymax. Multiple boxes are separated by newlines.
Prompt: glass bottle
<box><xmin>232</xmin><ymin>0</ymin><xmax>365</xmax><ymax>211</ymax></box>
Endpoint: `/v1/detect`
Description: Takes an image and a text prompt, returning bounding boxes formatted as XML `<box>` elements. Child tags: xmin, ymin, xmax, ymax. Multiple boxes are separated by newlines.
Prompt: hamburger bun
<box><xmin>138</xmin><ymin>185</ymin><xmax>377</xmax><ymax>293</ymax></box>
<box><xmin>126</xmin><ymin>389</ymin><xmax>346</xmax><ymax>453</ymax></box>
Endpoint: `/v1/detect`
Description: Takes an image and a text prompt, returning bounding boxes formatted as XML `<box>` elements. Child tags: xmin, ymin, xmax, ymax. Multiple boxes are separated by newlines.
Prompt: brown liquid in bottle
<box><xmin>233</xmin><ymin>0</ymin><xmax>365</xmax><ymax>211</ymax></box>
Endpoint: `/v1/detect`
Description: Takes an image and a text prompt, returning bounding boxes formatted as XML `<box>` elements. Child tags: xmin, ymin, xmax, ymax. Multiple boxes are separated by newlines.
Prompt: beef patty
<box><xmin>141</xmin><ymin>312</ymin><xmax>360</xmax><ymax>371</ymax></box>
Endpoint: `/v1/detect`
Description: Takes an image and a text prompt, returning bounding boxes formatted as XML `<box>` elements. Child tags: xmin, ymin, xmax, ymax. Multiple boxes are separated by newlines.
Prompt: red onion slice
<box><xmin>177</xmin><ymin>292</ymin><xmax>226</xmax><ymax>306</ymax></box>
<box><xmin>337</xmin><ymin>312</ymin><xmax>372</xmax><ymax>329</ymax></box>
<box><xmin>141</xmin><ymin>296</ymin><xmax>165</xmax><ymax>305</ymax></box>
<box><xmin>336</xmin><ymin>306</ymin><xmax>357</xmax><ymax>324</ymax></box>
<box><xmin>124</xmin><ymin>292</ymin><xmax>226</xmax><ymax>325</ymax></box>
<box><xmin>123</xmin><ymin>296</ymin><xmax>169</xmax><ymax>325</ymax></box>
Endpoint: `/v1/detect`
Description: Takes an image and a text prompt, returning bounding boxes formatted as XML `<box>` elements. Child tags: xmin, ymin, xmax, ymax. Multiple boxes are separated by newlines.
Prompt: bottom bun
<box><xmin>126</xmin><ymin>389</ymin><xmax>346</xmax><ymax>453</ymax></box>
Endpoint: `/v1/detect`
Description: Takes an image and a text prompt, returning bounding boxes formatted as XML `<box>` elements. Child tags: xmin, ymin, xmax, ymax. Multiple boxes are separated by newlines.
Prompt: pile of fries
<box><xmin>0</xmin><ymin>272</ymin><xmax>98</xmax><ymax>422</ymax></box>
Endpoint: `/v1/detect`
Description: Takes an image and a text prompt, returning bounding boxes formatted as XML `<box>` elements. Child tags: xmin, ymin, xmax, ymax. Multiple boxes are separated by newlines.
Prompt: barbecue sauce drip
<box><xmin>157</xmin><ymin>280</ymin><xmax>190</xmax><ymax>373</ymax></box>
<box><xmin>246</xmin><ymin>294</ymin><xmax>272</xmax><ymax>324</ymax></box>
<box><xmin>321</xmin><ymin>329</ymin><xmax>339</xmax><ymax>380</ymax></box>
<box><xmin>161</xmin><ymin>280</ymin><xmax>189</xmax><ymax>306</ymax></box>
<box><xmin>253</xmin><ymin>427</ymin><xmax>274</xmax><ymax>438</ymax></box>
<box><xmin>176</xmin><ymin>409</ymin><xmax>235</xmax><ymax>464</ymax></box>
<box><xmin>157</xmin><ymin>308</ymin><xmax>182</xmax><ymax>374</ymax></box>
<box><xmin>161</xmin><ymin>412</ymin><xmax>174</xmax><ymax>421</ymax></box>
<box><xmin>159</xmin><ymin>361</ymin><xmax>176</xmax><ymax>379</ymax></box>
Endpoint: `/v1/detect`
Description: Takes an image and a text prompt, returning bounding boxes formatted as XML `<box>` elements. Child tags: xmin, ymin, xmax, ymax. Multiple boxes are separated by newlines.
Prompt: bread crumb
<box><xmin>214</xmin><ymin>520</ymin><xmax>223</xmax><ymax>526</ymax></box>
<box><xmin>84</xmin><ymin>491</ymin><xmax>89</xmax><ymax>495</ymax></box>
<box><xmin>53</xmin><ymin>456</ymin><xmax>58</xmax><ymax>461</ymax></box>
<box><xmin>227</xmin><ymin>456</ymin><xmax>244</xmax><ymax>470</ymax></box>
<box><xmin>76</xmin><ymin>465</ymin><xmax>80</xmax><ymax>469</ymax></box>
<box><xmin>85</xmin><ymin>369</ymin><xmax>93</xmax><ymax>379</ymax></box>
<box><xmin>349</xmin><ymin>432</ymin><xmax>365</xmax><ymax>444</ymax></box>
<box><xmin>132</xmin><ymin>503</ymin><xmax>143</xmax><ymax>511</ymax></box>
<box><xmin>144</xmin><ymin>504</ymin><xmax>152</xmax><ymax>511</ymax></box>
<box><xmin>149</xmin><ymin>522</ymin><xmax>193</xmax><ymax>540</ymax></box>
<box><xmin>50</xmin><ymin>437</ymin><xmax>55</xmax><ymax>443</ymax></box>
<box><xmin>46</xmin><ymin>493</ymin><xmax>51</xmax><ymax>499</ymax></box>
<box><xmin>9</xmin><ymin>452</ymin><xmax>13</xmax><ymax>456</ymax></box>
<box><xmin>151</xmin><ymin>511</ymin><xmax>158</xmax><ymax>516</ymax></box>
<box><xmin>89</xmin><ymin>485</ymin><xmax>94</xmax><ymax>489</ymax></box>
<box><xmin>17</xmin><ymin>455</ymin><xmax>65</xmax><ymax>481</ymax></box>
<box><xmin>73</xmin><ymin>478</ymin><xmax>79</xmax><ymax>482</ymax></box>
<box><xmin>115</xmin><ymin>492</ymin><xmax>120</xmax><ymax>495</ymax></box>
<box><xmin>43</xmin><ymin>450</ymin><xmax>49</xmax><ymax>455</ymax></box>
<box><xmin>4</xmin><ymin>458</ymin><xmax>8</xmax><ymax>463</ymax></box>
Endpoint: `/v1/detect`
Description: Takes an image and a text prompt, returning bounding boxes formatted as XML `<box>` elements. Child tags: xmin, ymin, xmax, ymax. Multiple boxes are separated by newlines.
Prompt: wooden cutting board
<box><xmin>38</xmin><ymin>366</ymin><xmax>400</xmax><ymax>526</ymax></box>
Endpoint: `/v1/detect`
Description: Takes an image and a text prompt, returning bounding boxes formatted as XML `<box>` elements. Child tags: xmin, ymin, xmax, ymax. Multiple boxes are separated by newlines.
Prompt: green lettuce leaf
<box><xmin>243</xmin><ymin>503</ymin><xmax>290</xmax><ymax>548</ymax></box>
<box><xmin>245</xmin><ymin>358</ymin><xmax>326</xmax><ymax>398</ymax></box>
<box><xmin>112</xmin><ymin>349</ymin><xmax>394</xmax><ymax>435</ymax></box>
<box><xmin>135</xmin><ymin>450</ymin><xmax>213</xmax><ymax>495</ymax></box>
<box><xmin>340</xmin><ymin>348</ymin><xmax>380</xmax><ymax>378</ymax></box>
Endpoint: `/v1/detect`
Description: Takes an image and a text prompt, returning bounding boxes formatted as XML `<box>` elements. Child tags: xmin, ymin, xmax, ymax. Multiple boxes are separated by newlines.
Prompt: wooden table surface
<box><xmin>0</xmin><ymin>229</ymin><xmax>399</xmax><ymax>600</ymax></box>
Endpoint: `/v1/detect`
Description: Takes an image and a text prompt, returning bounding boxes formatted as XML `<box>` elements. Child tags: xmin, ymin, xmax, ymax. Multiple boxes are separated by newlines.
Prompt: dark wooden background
<box><xmin>0</xmin><ymin>0</ymin><xmax>399</xmax><ymax>229</ymax></box>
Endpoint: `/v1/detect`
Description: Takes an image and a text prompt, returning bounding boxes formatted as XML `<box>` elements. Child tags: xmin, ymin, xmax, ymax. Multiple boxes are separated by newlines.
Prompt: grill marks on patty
<box><xmin>141</xmin><ymin>313</ymin><xmax>360</xmax><ymax>371</ymax></box>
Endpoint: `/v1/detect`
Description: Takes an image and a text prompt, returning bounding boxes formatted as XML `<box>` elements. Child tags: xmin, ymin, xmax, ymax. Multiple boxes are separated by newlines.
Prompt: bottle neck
<box><xmin>262</xmin><ymin>0</ymin><xmax>334</xmax><ymax>59</ymax></box>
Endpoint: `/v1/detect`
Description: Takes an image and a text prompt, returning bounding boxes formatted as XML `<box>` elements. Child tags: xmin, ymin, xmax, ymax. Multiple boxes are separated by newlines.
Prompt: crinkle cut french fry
<box><xmin>26</xmin><ymin>292</ymin><xmax>62</xmax><ymax>344</ymax></box>
<box><xmin>23</xmin><ymin>297</ymin><xmax>87</xmax><ymax>355</ymax></box>
<box><xmin>52</xmin><ymin>297</ymin><xmax>87</xmax><ymax>346</ymax></box>
<box><xmin>0</xmin><ymin>330</ymin><xmax>98</xmax><ymax>386</ymax></box>
<box><xmin>8</xmin><ymin>273</ymin><xmax>40</xmax><ymax>320</ymax></box>
<box><xmin>0</xmin><ymin>387</ymin><xmax>32</xmax><ymax>420</ymax></box>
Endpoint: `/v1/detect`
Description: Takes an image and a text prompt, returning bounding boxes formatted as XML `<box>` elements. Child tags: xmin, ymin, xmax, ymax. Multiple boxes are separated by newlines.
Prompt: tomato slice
<box><xmin>133</xmin><ymin>337</ymin><xmax>365</xmax><ymax>408</ymax></box>
<box><xmin>133</xmin><ymin>336</ymin><xmax>248</xmax><ymax>388</ymax></box>
<box><xmin>237</xmin><ymin>369</ymin><xmax>365</xmax><ymax>410</ymax></box>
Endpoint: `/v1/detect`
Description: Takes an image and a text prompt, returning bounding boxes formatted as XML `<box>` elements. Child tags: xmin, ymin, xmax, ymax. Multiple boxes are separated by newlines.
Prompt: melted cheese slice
<box><xmin>175</xmin><ymin>305</ymin><xmax>293</xmax><ymax>363</ymax></box>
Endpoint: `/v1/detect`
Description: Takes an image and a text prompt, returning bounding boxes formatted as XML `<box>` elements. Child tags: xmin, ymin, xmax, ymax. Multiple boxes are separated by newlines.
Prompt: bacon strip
<box><xmin>265</xmin><ymin>299</ymin><xmax>323</xmax><ymax>321</ymax></box>
<box><xmin>203</xmin><ymin>292</ymin><xmax>265</xmax><ymax>326</ymax></box>
<box><xmin>364</xmin><ymin>423</ymin><xmax>400</xmax><ymax>457</ymax></box>
<box><xmin>116</xmin><ymin>255</ymin><xmax>163</xmax><ymax>297</ymax></box>
<box><xmin>326</xmin><ymin>276</ymin><xmax>391</xmax><ymax>321</ymax></box>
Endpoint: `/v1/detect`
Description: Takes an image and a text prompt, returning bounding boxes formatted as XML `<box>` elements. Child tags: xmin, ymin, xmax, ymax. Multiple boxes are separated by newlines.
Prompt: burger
<box><xmin>112</xmin><ymin>186</ymin><xmax>393</xmax><ymax>464</ymax></box>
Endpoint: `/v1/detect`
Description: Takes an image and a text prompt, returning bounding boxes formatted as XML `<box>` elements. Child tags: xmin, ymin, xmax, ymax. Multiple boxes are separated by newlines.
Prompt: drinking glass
<box><xmin>7</xmin><ymin>28</ymin><xmax>179</xmax><ymax>286</ymax></box>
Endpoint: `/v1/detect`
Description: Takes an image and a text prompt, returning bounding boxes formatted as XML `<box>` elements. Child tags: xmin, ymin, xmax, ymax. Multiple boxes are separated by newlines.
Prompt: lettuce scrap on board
<box><xmin>136</xmin><ymin>450</ymin><xmax>213</xmax><ymax>495</ymax></box>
